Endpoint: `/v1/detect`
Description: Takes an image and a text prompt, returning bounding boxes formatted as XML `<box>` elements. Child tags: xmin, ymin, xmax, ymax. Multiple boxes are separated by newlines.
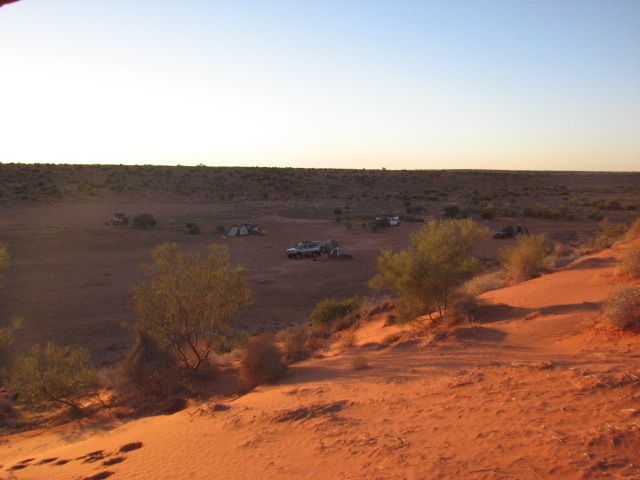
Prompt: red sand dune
<box><xmin>1</xmin><ymin>240</ymin><xmax>639</xmax><ymax>480</ymax></box>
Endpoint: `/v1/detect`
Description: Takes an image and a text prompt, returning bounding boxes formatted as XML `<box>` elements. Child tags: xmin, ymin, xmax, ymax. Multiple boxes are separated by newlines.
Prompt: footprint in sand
<box><xmin>36</xmin><ymin>457</ymin><xmax>58</xmax><ymax>465</ymax></box>
<box><xmin>83</xmin><ymin>471</ymin><xmax>114</xmax><ymax>480</ymax></box>
<box><xmin>102</xmin><ymin>456</ymin><xmax>126</xmax><ymax>466</ymax></box>
<box><xmin>54</xmin><ymin>459</ymin><xmax>70</xmax><ymax>466</ymax></box>
<box><xmin>80</xmin><ymin>450</ymin><xmax>106</xmax><ymax>463</ymax></box>
<box><xmin>119</xmin><ymin>441</ymin><xmax>143</xmax><ymax>453</ymax></box>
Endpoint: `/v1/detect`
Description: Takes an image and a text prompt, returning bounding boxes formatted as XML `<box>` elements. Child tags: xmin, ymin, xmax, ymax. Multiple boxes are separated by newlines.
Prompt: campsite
<box><xmin>1</xmin><ymin>1</ymin><xmax>640</xmax><ymax>478</ymax></box>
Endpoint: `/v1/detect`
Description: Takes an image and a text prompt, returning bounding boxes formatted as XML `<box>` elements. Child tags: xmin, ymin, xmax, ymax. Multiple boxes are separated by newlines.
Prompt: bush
<box><xmin>370</xmin><ymin>219</ymin><xmax>487</xmax><ymax>318</ymax></box>
<box><xmin>133</xmin><ymin>242</ymin><xmax>252</xmax><ymax>370</ymax></box>
<box><xmin>8</xmin><ymin>342</ymin><xmax>97</xmax><ymax>410</ymax></box>
<box><xmin>501</xmin><ymin>234</ymin><xmax>551</xmax><ymax>283</ymax></box>
<box><xmin>594</xmin><ymin>219</ymin><xmax>627</xmax><ymax>249</ymax></box>
<box><xmin>625</xmin><ymin>218</ymin><xmax>640</xmax><ymax>241</ymax></box>
<box><xmin>103</xmin><ymin>329</ymin><xmax>182</xmax><ymax>397</ymax></box>
<box><xmin>281</xmin><ymin>325</ymin><xmax>313</xmax><ymax>363</ymax></box>
<box><xmin>310</xmin><ymin>298</ymin><xmax>359</xmax><ymax>326</ymax></box>
<box><xmin>448</xmin><ymin>293</ymin><xmax>484</xmax><ymax>324</ymax></box>
<box><xmin>240</xmin><ymin>333</ymin><xmax>286</xmax><ymax>388</ymax></box>
<box><xmin>480</xmin><ymin>204</ymin><xmax>497</xmax><ymax>220</ymax></box>
<box><xmin>463</xmin><ymin>272</ymin><xmax>505</xmax><ymax>296</ymax></box>
<box><xmin>132</xmin><ymin>213</ymin><xmax>157</xmax><ymax>229</ymax></box>
<box><xmin>0</xmin><ymin>317</ymin><xmax>22</xmax><ymax>359</ymax></box>
<box><xmin>216</xmin><ymin>224</ymin><xmax>226</xmax><ymax>234</ymax></box>
<box><xmin>604</xmin><ymin>287</ymin><xmax>640</xmax><ymax>332</ymax></box>
<box><xmin>185</xmin><ymin>222</ymin><xmax>201</xmax><ymax>235</ymax></box>
<box><xmin>619</xmin><ymin>247</ymin><xmax>640</xmax><ymax>278</ymax></box>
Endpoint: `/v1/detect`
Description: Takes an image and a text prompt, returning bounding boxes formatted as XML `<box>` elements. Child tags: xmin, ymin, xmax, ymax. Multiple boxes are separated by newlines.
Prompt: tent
<box><xmin>329</xmin><ymin>246</ymin><xmax>353</xmax><ymax>260</ymax></box>
<box><xmin>226</xmin><ymin>224</ymin><xmax>249</xmax><ymax>237</ymax></box>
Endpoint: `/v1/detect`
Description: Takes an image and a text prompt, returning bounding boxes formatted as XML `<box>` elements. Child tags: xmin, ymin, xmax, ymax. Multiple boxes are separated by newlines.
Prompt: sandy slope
<box><xmin>2</xmin><ymin>241</ymin><xmax>640</xmax><ymax>480</ymax></box>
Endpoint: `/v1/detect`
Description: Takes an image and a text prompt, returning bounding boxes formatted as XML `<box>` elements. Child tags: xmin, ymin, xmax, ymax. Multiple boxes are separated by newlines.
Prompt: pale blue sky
<box><xmin>1</xmin><ymin>1</ymin><xmax>639</xmax><ymax>170</ymax></box>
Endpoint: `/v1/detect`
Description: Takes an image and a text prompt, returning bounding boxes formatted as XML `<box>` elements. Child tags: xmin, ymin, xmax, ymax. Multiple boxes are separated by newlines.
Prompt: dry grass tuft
<box><xmin>604</xmin><ymin>286</ymin><xmax>640</xmax><ymax>332</ymax></box>
<box><xmin>240</xmin><ymin>333</ymin><xmax>287</xmax><ymax>389</ymax></box>
<box><xmin>618</xmin><ymin>247</ymin><xmax>640</xmax><ymax>278</ymax></box>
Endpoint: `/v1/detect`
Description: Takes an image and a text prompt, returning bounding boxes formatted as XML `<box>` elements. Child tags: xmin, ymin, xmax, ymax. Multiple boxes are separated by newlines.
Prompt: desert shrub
<box><xmin>0</xmin><ymin>317</ymin><xmax>22</xmax><ymax>359</ymax></box>
<box><xmin>333</xmin><ymin>208</ymin><xmax>343</xmax><ymax>215</ymax></box>
<box><xmin>185</xmin><ymin>222</ymin><xmax>201</xmax><ymax>235</ymax></box>
<box><xmin>132</xmin><ymin>213</ymin><xmax>157</xmax><ymax>229</ymax></box>
<box><xmin>594</xmin><ymin>219</ymin><xmax>627</xmax><ymax>249</ymax></box>
<box><xmin>619</xmin><ymin>247</ymin><xmax>640</xmax><ymax>278</ymax></box>
<box><xmin>443</xmin><ymin>204</ymin><xmax>460</xmax><ymax>218</ymax></box>
<box><xmin>102</xmin><ymin>329</ymin><xmax>182</xmax><ymax>397</ymax></box>
<box><xmin>280</xmin><ymin>325</ymin><xmax>313</xmax><ymax>363</ymax></box>
<box><xmin>625</xmin><ymin>218</ymin><xmax>640</xmax><ymax>241</ymax></box>
<box><xmin>216</xmin><ymin>224</ymin><xmax>226</xmax><ymax>234</ymax></box>
<box><xmin>501</xmin><ymin>234</ymin><xmax>551</xmax><ymax>283</ymax></box>
<box><xmin>133</xmin><ymin>242</ymin><xmax>252</xmax><ymax>370</ymax></box>
<box><xmin>463</xmin><ymin>272</ymin><xmax>505</xmax><ymax>296</ymax></box>
<box><xmin>310</xmin><ymin>298</ymin><xmax>359</xmax><ymax>326</ymax></box>
<box><xmin>448</xmin><ymin>293</ymin><xmax>484</xmax><ymax>324</ymax></box>
<box><xmin>553</xmin><ymin>243</ymin><xmax>572</xmax><ymax>257</ymax></box>
<box><xmin>370</xmin><ymin>219</ymin><xmax>487</xmax><ymax>319</ymax></box>
<box><xmin>240</xmin><ymin>333</ymin><xmax>286</xmax><ymax>388</ymax></box>
<box><xmin>8</xmin><ymin>342</ymin><xmax>97</xmax><ymax>410</ymax></box>
<box><xmin>480</xmin><ymin>204</ymin><xmax>497</xmax><ymax>220</ymax></box>
<box><xmin>604</xmin><ymin>287</ymin><xmax>640</xmax><ymax>332</ymax></box>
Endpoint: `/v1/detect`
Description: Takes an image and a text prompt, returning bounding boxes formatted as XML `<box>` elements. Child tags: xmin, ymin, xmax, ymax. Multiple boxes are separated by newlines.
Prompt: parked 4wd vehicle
<box><xmin>286</xmin><ymin>241</ymin><xmax>322</xmax><ymax>259</ymax></box>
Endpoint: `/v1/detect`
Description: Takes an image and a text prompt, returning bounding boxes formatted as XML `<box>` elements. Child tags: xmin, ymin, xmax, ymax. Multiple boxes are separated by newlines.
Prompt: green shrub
<box><xmin>604</xmin><ymin>287</ymin><xmax>640</xmax><ymax>332</ymax></box>
<box><xmin>625</xmin><ymin>218</ymin><xmax>640</xmax><ymax>241</ymax></box>
<box><xmin>594</xmin><ymin>219</ymin><xmax>627</xmax><ymax>249</ymax></box>
<box><xmin>185</xmin><ymin>222</ymin><xmax>201</xmax><ymax>235</ymax></box>
<box><xmin>0</xmin><ymin>317</ymin><xmax>22</xmax><ymax>359</ymax></box>
<box><xmin>448</xmin><ymin>293</ymin><xmax>484</xmax><ymax>324</ymax></box>
<box><xmin>240</xmin><ymin>333</ymin><xmax>286</xmax><ymax>388</ymax></box>
<box><xmin>132</xmin><ymin>213</ymin><xmax>157</xmax><ymax>229</ymax></box>
<box><xmin>619</xmin><ymin>247</ymin><xmax>640</xmax><ymax>278</ymax></box>
<box><xmin>370</xmin><ymin>219</ymin><xmax>487</xmax><ymax>318</ymax></box>
<box><xmin>463</xmin><ymin>272</ymin><xmax>505</xmax><ymax>296</ymax></box>
<box><xmin>216</xmin><ymin>224</ymin><xmax>226</xmax><ymax>234</ymax></box>
<box><xmin>501</xmin><ymin>234</ymin><xmax>551</xmax><ymax>282</ymax></box>
<box><xmin>8</xmin><ymin>342</ymin><xmax>97</xmax><ymax>410</ymax></box>
<box><xmin>310</xmin><ymin>298</ymin><xmax>359</xmax><ymax>326</ymax></box>
<box><xmin>133</xmin><ymin>242</ymin><xmax>252</xmax><ymax>370</ymax></box>
<box><xmin>480</xmin><ymin>204</ymin><xmax>497</xmax><ymax>220</ymax></box>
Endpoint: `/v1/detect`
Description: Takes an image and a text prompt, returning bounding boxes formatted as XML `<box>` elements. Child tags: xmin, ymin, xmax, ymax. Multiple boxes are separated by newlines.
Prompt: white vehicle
<box><xmin>389</xmin><ymin>216</ymin><xmax>401</xmax><ymax>226</ymax></box>
<box><xmin>286</xmin><ymin>240</ymin><xmax>323</xmax><ymax>259</ymax></box>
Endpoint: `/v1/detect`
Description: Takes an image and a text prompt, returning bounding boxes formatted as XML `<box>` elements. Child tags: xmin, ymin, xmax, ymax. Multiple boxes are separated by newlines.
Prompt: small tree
<box><xmin>132</xmin><ymin>242</ymin><xmax>252</xmax><ymax>370</ymax></box>
<box><xmin>9</xmin><ymin>342</ymin><xmax>97</xmax><ymax>410</ymax></box>
<box><xmin>370</xmin><ymin>219</ymin><xmax>487</xmax><ymax>319</ymax></box>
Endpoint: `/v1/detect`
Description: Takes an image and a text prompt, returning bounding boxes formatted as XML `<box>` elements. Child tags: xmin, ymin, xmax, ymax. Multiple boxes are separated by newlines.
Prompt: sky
<box><xmin>0</xmin><ymin>1</ymin><xmax>639</xmax><ymax>171</ymax></box>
